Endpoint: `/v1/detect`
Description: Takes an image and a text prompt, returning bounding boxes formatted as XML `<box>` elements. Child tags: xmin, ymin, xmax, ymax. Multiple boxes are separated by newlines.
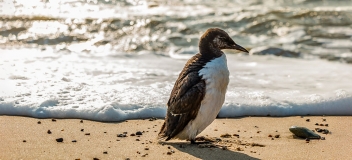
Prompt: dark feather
<box><xmin>159</xmin><ymin>53</ymin><xmax>214</xmax><ymax>140</ymax></box>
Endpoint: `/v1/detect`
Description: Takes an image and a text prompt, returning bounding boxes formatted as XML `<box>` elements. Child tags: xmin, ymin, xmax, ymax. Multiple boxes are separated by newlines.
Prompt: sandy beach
<box><xmin>1</xmin><ymin>116</ymin><xmax>351</xmax><ymax>160</ymax></box>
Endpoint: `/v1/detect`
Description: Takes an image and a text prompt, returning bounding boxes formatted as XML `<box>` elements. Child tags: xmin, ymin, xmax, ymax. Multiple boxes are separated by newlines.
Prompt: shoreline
<box><xmin>1</xmin><ymin>116</ymin><xmax>351</xmax><ymax>159</ymax></box>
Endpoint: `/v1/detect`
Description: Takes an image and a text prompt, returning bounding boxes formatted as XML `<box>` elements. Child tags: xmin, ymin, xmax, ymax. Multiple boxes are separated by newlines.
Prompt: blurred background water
<box><xmin>1</xmin><ymin>0</ymin><xmax>352</xmax><ymax>61</ymax></box>
<box><xmin>1</xmin><ymin>0</ymin><xmax>352</xmax><ymax>120</ymax></box>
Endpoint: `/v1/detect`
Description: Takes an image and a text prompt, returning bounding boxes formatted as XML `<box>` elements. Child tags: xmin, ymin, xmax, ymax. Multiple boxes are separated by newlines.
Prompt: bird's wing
<box><xmin>167</xmin><ymin>54</ymin><xmax>207</xmax><ymax>115</ymax></box>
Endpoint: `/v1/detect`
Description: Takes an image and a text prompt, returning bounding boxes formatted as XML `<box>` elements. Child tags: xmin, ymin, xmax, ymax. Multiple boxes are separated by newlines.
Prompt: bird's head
<box><xmin>199</xmin><ymin>28</ymin><xmax>248</xmax><ymax>54</ymax></box>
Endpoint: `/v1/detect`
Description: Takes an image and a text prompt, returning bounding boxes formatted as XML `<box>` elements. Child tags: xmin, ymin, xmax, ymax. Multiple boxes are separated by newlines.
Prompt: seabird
<box><xmin>158</xmin><ymin>28</ymin><xmax>248</xmax><ymax>144</ymax></box>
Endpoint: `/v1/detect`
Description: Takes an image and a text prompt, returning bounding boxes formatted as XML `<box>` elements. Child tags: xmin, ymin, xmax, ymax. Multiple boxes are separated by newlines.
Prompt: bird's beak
<box><xmin>231</xmin><ymin>43</ymin><xmax>249</xmax><ymax>53</ymax></box>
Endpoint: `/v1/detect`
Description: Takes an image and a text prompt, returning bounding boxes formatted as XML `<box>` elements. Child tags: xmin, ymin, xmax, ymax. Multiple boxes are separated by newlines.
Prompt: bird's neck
<box><xmin>199</xmin><ymin>41</ymin><xmax>223</xmax><ymax>59</ymax></box>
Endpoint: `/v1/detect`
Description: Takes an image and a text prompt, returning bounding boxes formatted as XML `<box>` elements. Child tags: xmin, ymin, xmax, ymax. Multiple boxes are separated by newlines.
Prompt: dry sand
<box><xmin>1</xmin><ymin>115</ymin><xmax>351</xmax><ymax>160</ymax></box>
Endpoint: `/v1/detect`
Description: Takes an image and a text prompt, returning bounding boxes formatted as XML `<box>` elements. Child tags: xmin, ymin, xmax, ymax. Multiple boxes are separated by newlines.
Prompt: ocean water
<box><xmin>1</xmin><ymin>0</ymin><xmax>352</xmax><ymax>121</ymax></box>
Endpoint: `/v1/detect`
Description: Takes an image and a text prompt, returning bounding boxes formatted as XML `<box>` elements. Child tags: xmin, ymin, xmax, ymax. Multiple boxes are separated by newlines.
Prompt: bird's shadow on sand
<box><xmin>161</xmin><ymin>142</ymin><xmax>260</xmax><ymax>160</ymax></box>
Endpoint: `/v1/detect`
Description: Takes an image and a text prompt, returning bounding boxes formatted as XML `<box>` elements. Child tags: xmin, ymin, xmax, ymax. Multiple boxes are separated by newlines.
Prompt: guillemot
<box><xmin>158</xmin><ymin>28</ymin><xmax>248</xmax><ymax>144</ymax></box>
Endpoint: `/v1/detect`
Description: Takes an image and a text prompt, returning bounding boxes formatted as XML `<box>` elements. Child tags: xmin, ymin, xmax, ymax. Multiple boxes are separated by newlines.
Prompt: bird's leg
<box><xmin>191</xmin><ymin>139</ymin><xmax>196</xmax><ymax>144</ymax></box>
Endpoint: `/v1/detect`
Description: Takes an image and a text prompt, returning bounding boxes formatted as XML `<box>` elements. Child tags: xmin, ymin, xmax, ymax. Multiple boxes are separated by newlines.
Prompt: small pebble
<box><xmin>214</xmin><ymin>129</ymin><xmax>218</xmax><ymax>131</ymax></box>
<box><xmin>80</xmin><ymin>120</ymin><xmax>83</xmax><ymax>123</ymax></box>
<box><xmin>47</xmin><ymin>130</ymin><xmax>52</xmax><ymax>134</ymax></box>
<box><xmin>145</xmin><ymin>148</ymin><xmax>149</xmax><ymax>150</ymax></box>
<box><xmin>52</xmin><ymin>119</ymin><xmax>56</xmax><ymax>122</ymax></box>
<box><xmin>319</xmin><ymin>124</ymin><xmax>324</xmax><ymax>126</ymax></box>
<box><xmin>322</xmin><ymin>118</ymin><xmax>326</xmax><ymax>122</ymax></box>
<box><xmin>137</xmin><ymin>151</ymin><xmax>141</xmax><ymax>154</ymax></box>
<box><xmin>85</xmin><ymin>133</ymin><xmax>90</xmax><ymax>135</ymax></box>
<box><xmin>23</xmin><ymin>140</ymin><xmax>26</xmax><ymax>142</ymax></box>
<box><xmin>125</xmin><ymin>158</ymin><xmax>130</xmax><ymax>160</ymax></box>
<box><xmin>37</xmin><ymin>121</ymin><xmax>41</xmax><ymax>124</ymax></box>
<box><xmin>321</xmin><ymin>137</ymin><xmax>325</xmax><ymax>140</ymax></box>
<box><xmin>306</xmin><ymin>119</ymin><xmax>310</xmax><ymax>122</ymax></box>
<box><xmin>136</xmin><ymin>139</ymin><xmax>140</xmax><ymax>141</ymax></box>
<box><xmin>268</xmin><ymin>134</ymin><xmax>272</xmax><ymax>137</ymax></box>
<box><xmin>274</xmin><ymin>135</ymin><xmax>280</xmax><ymax>138</ymax></box>
<box><xmin>56</xmin><ymin>138</ymin><xmax>64</xmax><ymax>142</ymax></box>
<box><xmin>123</xmin><ymin>132</ymin><xmax>128</xmax><ymax>134</ymax></box>
<box><xmin>325</xmin><ymin>124</ymin><xmax>328</xmax><ymax>127</ymax></box>
<box><xmin>117</xmin><ymin>134</ymin><xmax>127</xmax><ymax>137</ymax></box>
<box><xmin>81</xmin><ymin>129</ymin><xmax>84</xmax><ymax>132</ymax></box>
<box><xmin>103</xmin><ymin>151</ymin><xmax>108</xmax><ymax>154</ymax></box>
<box><xmin>136</xmin><ymin>131</ymin><xmax>143</xmax><ymax>135</ymax></box>
<box><xmin>167</xmin><ymin>146</ymin><xmax>171</xmax><ymax>149</ymax></box>
<box><xmin>305</xmin><ymin>138</ymin><xmax>310</xmax><ymax>142</ymax></box>
<box><xmin>271</xmin><ymin>138</ymin><xmax>274</xmax><ymax>140</ymax></box>
<box><xmin>257</xmin><ymin>131</ymin><xmax>261</xmax><ymax>133</ymax></box>
<box><xmin>93</xmin><ymin>158</ymin><xmax>99</xmax><ymax>160</ymax></box>
<box><xmin>315</xmin><ymin>123</ymin><xmax>319</xmax><ymax>125</ymax></box>
<box><xmin>167</xmin><ymin>152</ymin><xmax>172</xmax><ymax>155</ymax></box>
<box><xmin>72</xmin><ymin>140</ymin><xmax>77</xmax><ymax>142</ymax></box>
<box><xmin>130</xmin><ymin>133</ymin><xmax>136</xmax><ymax>136</ymax></box>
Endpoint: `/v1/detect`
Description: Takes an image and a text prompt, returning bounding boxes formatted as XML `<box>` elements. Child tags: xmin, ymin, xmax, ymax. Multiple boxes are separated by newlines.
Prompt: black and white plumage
<box><xmin>158</xmin><ymin>28</ymin><xmax>248</xmax><ymax>144</ymax></box>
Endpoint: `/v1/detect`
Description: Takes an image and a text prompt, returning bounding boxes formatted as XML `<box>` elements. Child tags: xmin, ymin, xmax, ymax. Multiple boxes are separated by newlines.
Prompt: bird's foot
<box><xmin>190</xmin><ymin>140</ymin><xmax>210</xmax><ymax>144</ymax></box>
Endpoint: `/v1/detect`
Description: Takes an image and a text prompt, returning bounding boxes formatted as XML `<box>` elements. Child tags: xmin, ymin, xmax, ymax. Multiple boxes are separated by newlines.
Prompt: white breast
<box><xmin>175</xmin><ymin>54</ymin><xmax>230</xmax><ymax>140</ymax></box>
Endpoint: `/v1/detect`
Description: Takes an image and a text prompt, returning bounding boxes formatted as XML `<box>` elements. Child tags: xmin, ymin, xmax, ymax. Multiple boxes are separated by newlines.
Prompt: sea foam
<box><xmin>0</xmin><ymin>49</ymin><xmax>352</xmax><ymax>121</ymax></box>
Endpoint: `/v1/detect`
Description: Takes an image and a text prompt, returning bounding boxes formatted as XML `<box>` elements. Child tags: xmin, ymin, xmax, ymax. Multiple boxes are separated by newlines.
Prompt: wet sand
<box><xmin>1</xmin><ymin>116</ymin><xmax>351</xmax><ymax>160</ymax></box>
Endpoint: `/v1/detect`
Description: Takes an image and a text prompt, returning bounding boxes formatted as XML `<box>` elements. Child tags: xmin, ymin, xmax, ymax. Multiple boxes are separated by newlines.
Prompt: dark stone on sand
<box><xmin>37</xmin><ymin>121</ymin><xmax>41</xmax><ymax>124</ymax></box>
<box><xmin>85</xmin><ymin>133</ymin><xmax>90</xmax><ymax>135</ymax></box>
<box><xmin>290</xmin><ymin>126</ymin><xmax>321</xmax><ymax>139</ymax></box>
<box><xmin>47</xmin><ymin>130</ymin><xmax>52</xmax><ymax>134</ymax></box>
<box><xmin>103</xmin><ymin>151</ymin><xmax>108</xmax><ymax>154</ymax></box>
<box><xmin>117</xmin><ymin>134</ymin><xmax>127</xmax><ymax>137</ymax></box>
<box><xmin>136</xmin><ymin>139</ymin><xmax>140</xmax><ymax>141</ymax></box>
<box><xmin>93</xmin><ymin>158</ymin><xmax>99</xmax><ymax>160</ymax></box>
<box><xmin>125</xmin><ymin>158</ymin><xmax>130</xmax><ymax>160</ymax></box>
<box><xmin>274</xmin><ymin>135</ymin><xmax>280</xmax><ymax>138</ymax></box>
<box><xmin>167</xmin><ymin>151</ymin><xmax>172</xmax><ymax>155</ymax></box>
<box><xmin>81</xmin><ymin>129</ymin><xmax>84</xmax><ymax>132</ymax></box>
<box><xmin>220</xmin><ymin>133</ymin><xmax>231</xmax><ymax>138</ymax></box>
<box><xmin>306</xmin><ymin>119</ymin><xmax>310</xmax><ymax>122</ymax></box>
<box><xmin>130</xmin><ymin>133</ymin><xmax>136</xmax><ymax>136</ymax></box>
<box><xmin>145</xmin><ymin>148</ymin><xmax>149</xmax><ymax>150</ymax></box>
<box><xmin>149</xmin><ymin>117</ymin><xmax>157</xmax><ymax>121</ymax></box>
<box><xmin>123</xmin><ymin>132</ymin><xmax>128</xmax><ymax>134</ymax></box>
<box><xmin>315</xmin><ymin>128</ymin><xmax>323</xmax><ymax>132</ymax></box>
<box><xmin>52</xmin><ymin>119</ymin><xmax>56</xmax><ymax>122</ymax></box>
<box><xmin>56</xmin><ymin>138</ymin><xmax>64</xmax><ymax>142</ymax></box>
<box><xmin>23</xmin><ymin>140</ymin><xmax>26</xmax><ymax>142</ymax></box>
<box><xmin>72</xmin><ymin>140</ymin><xmax>77</xmax><ymax>142</ymax></box>
<box><xmin>315</xmin><ymin>123</ymin><xmax>319</xmax><ymax>125</ymax></box>
<box><xmin>80</xmin><ymin>120</ymin><xmax>83</xmax><ymax>123</ymax></box>
<box><xmin>249</xmin><ymin>46</ymin><xmax>300</xmax><ymax>57</ymax></box>
<box><xmin>325</xmin><ymin>124</ymin><xmax>329</xmax><ymax>127</ymax></box>
<box><xmin>268</xmin><ymin>134</ymin><xmax>272</xmax><ymax>137</ymax></box>
<box><xmin>136</xmin><ymin>131</ymin><xmax>143</xmax><ymax>135</ymax></box>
